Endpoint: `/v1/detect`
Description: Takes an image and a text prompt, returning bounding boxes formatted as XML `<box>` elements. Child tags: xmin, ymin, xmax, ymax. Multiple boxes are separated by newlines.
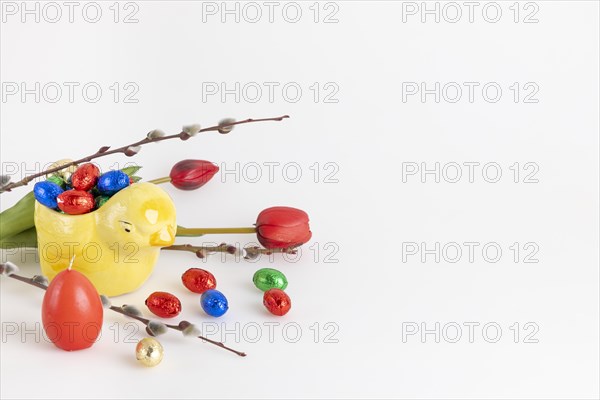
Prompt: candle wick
<box><xmin>68</xmin><ymin>255</ymin><xmax>76</xmax><ymax>271</ymax></box>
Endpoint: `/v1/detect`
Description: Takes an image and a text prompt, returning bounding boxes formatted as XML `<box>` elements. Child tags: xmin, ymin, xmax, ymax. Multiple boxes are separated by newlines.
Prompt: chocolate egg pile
<box><xmin>34</xmin><ymin>163</ymin><xmax>135</xmax><ymax>215</ymax></box>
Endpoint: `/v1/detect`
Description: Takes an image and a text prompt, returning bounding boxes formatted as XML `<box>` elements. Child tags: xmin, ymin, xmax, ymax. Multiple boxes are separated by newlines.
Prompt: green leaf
<box><xmin>130</xmin><ymin>176</ymin><xmax>143</xmax><ymax>183</ymax></box>
<box><xmin>0</xmin><ymin>226</ymin><xmax>38</xmax><ymax>249</ymax></box>
<box><xmin>121</xmin><ymin>166</ymin><xmax>142</xmax><ymax>176</ymax></box>
<box><xmin>0</xmin><ymin>191</ymin><xmax>35</xmax><ymax>241</ymax></box>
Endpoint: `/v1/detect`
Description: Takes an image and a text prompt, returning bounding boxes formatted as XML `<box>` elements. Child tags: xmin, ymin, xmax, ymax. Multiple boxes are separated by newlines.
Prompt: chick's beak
<box><xmin>150</xmin><ymin>225</ymin><xmax>176</xmax><ymax>247</ymax></box>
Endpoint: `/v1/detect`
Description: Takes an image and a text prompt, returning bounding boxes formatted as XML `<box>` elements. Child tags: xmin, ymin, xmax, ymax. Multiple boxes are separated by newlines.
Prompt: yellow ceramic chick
<box><xmin>34</xmin><ymin>182</ymin><xmax>176</xmax><ymax>296</ymax></box>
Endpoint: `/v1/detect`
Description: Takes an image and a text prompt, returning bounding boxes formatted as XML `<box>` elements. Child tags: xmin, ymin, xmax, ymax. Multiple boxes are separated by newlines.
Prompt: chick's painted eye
<box><xmin>119</xmin><ymin>220</ymin><xmax>134</xmax><ymax>233</ymax></box>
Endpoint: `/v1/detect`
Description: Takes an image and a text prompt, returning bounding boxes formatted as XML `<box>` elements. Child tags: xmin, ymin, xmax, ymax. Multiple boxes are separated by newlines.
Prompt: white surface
<box><xmin>1</xmin><ymin>1</ymin><xmax>599</xmax><ymax>399</ymax></box>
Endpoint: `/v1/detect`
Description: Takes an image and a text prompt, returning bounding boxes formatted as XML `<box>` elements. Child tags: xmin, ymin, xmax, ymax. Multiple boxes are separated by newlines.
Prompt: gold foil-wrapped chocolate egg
<box><xmin>135</xmin><ymin>337</ymin><xmax>164</xmax><ymax>367</ymax></box>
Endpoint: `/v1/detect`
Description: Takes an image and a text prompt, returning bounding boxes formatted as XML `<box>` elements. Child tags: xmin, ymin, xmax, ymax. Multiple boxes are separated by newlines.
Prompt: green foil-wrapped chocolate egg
<box><xmin>47</xmin><ymin>175</ymin><xmax>65</xmax><ymax>188</ymax></box>
<box><xmin>94</xmin><ymin>195</ymin><xmax>110</xmax><ymax>209</ymax></box>
<box><xmin>252</xmin><ymin>268</ymin><xmax>288</xmax><ymax>291</ymax></box>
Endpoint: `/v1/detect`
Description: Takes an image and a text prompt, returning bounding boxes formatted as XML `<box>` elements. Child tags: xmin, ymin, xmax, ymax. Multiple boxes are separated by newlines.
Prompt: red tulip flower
<box><xmin>255</xmin><ymin>206</ymin><xmax>312</xmax><ymax>249</ymax></box>
<box><xmin>168</xmin><ymin>160</ymin><xmax>219</xmax><ymax>190</ymax></box>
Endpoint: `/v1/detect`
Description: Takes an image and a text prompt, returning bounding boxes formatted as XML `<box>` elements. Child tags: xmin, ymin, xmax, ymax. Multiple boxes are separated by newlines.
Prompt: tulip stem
<box><xmin>176</xmin><ymin>226</ymin><xmax>257</xmax><ymax>236</ymax></box>
<box><xmin>147</xmin><ymin>177</ymin><xmax>171</xmax><ymax>185</ymax></box>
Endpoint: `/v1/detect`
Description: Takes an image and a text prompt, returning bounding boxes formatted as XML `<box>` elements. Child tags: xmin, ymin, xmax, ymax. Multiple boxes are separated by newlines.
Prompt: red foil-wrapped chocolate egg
<box><xmin>145</xmin><ymin>291</ymin><xmax>182</xmax><ymax>318</ymax></box>
<box><xmin>181</xmin><ymin>268</ymin><xmax>217</xmax><ymax>294</ymax></box>
<box><xmin>263</xmin><ymin>289</ymin><xmax>291</xmax><ymax>316</ymax></box>
<box><xmin>57</xmin><ymin>190</ymin><xmax>95</xmax><ymax>215</ymax></box>
<box><xmin>71</xmin><ymin>163</ymin><xmax>100</xmax><ymax>191</ymax></box>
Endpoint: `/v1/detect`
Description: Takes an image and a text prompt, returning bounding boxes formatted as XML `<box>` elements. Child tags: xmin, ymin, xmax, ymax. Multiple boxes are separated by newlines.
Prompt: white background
<box><xmin>1</xmin><ymin>1</ymin><xmax>599</xmax><ymax>399</ymax></box>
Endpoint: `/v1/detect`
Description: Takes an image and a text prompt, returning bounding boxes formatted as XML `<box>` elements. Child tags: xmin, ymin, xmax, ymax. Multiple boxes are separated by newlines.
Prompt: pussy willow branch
<box><xmin>163</xmin><ymin>243</ymin><xmax>241</xmax><ymax>259</ymax></box>
<box><xmin>108</xmin><ymin>305</ymin><xmax>246</xmax><ymax>357</ymax></box>
<box><xmin>0</xmin><ymin>266</ymin><xmax>246</xmax><ymax>357</ymax></box>
<box><xmin>0</xmin><ymin>115</ymin><xmax>289</xmax><ymax>193</ymax></box>
<box><xmin>162</xmin><ymin>243</ymin><xmax>298</xmax><ymax>260</ymax></box>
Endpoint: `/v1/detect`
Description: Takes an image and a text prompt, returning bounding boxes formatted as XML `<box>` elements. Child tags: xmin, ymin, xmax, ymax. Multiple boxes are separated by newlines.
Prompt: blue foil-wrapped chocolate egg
<box><xmin>97</xmin><ymin>170</ymin><xmax>130</xmax><ymax>195</ymax></box>
<box><xmin>200</xmin><ymin>289</ymin><xmax>229</xmax><ymax>317</ymax></box>
<box><xmin>34</xmin><ymin>181</ymin><xmax>64</xmax><ymax>209</ymax></box>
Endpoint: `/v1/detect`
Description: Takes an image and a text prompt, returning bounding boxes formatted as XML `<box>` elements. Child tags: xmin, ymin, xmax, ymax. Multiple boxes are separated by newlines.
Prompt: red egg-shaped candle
<box><xmin>42</xmin><ymin>268</ymin><xmax>104</xmax><ymax>351</ymax></box>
